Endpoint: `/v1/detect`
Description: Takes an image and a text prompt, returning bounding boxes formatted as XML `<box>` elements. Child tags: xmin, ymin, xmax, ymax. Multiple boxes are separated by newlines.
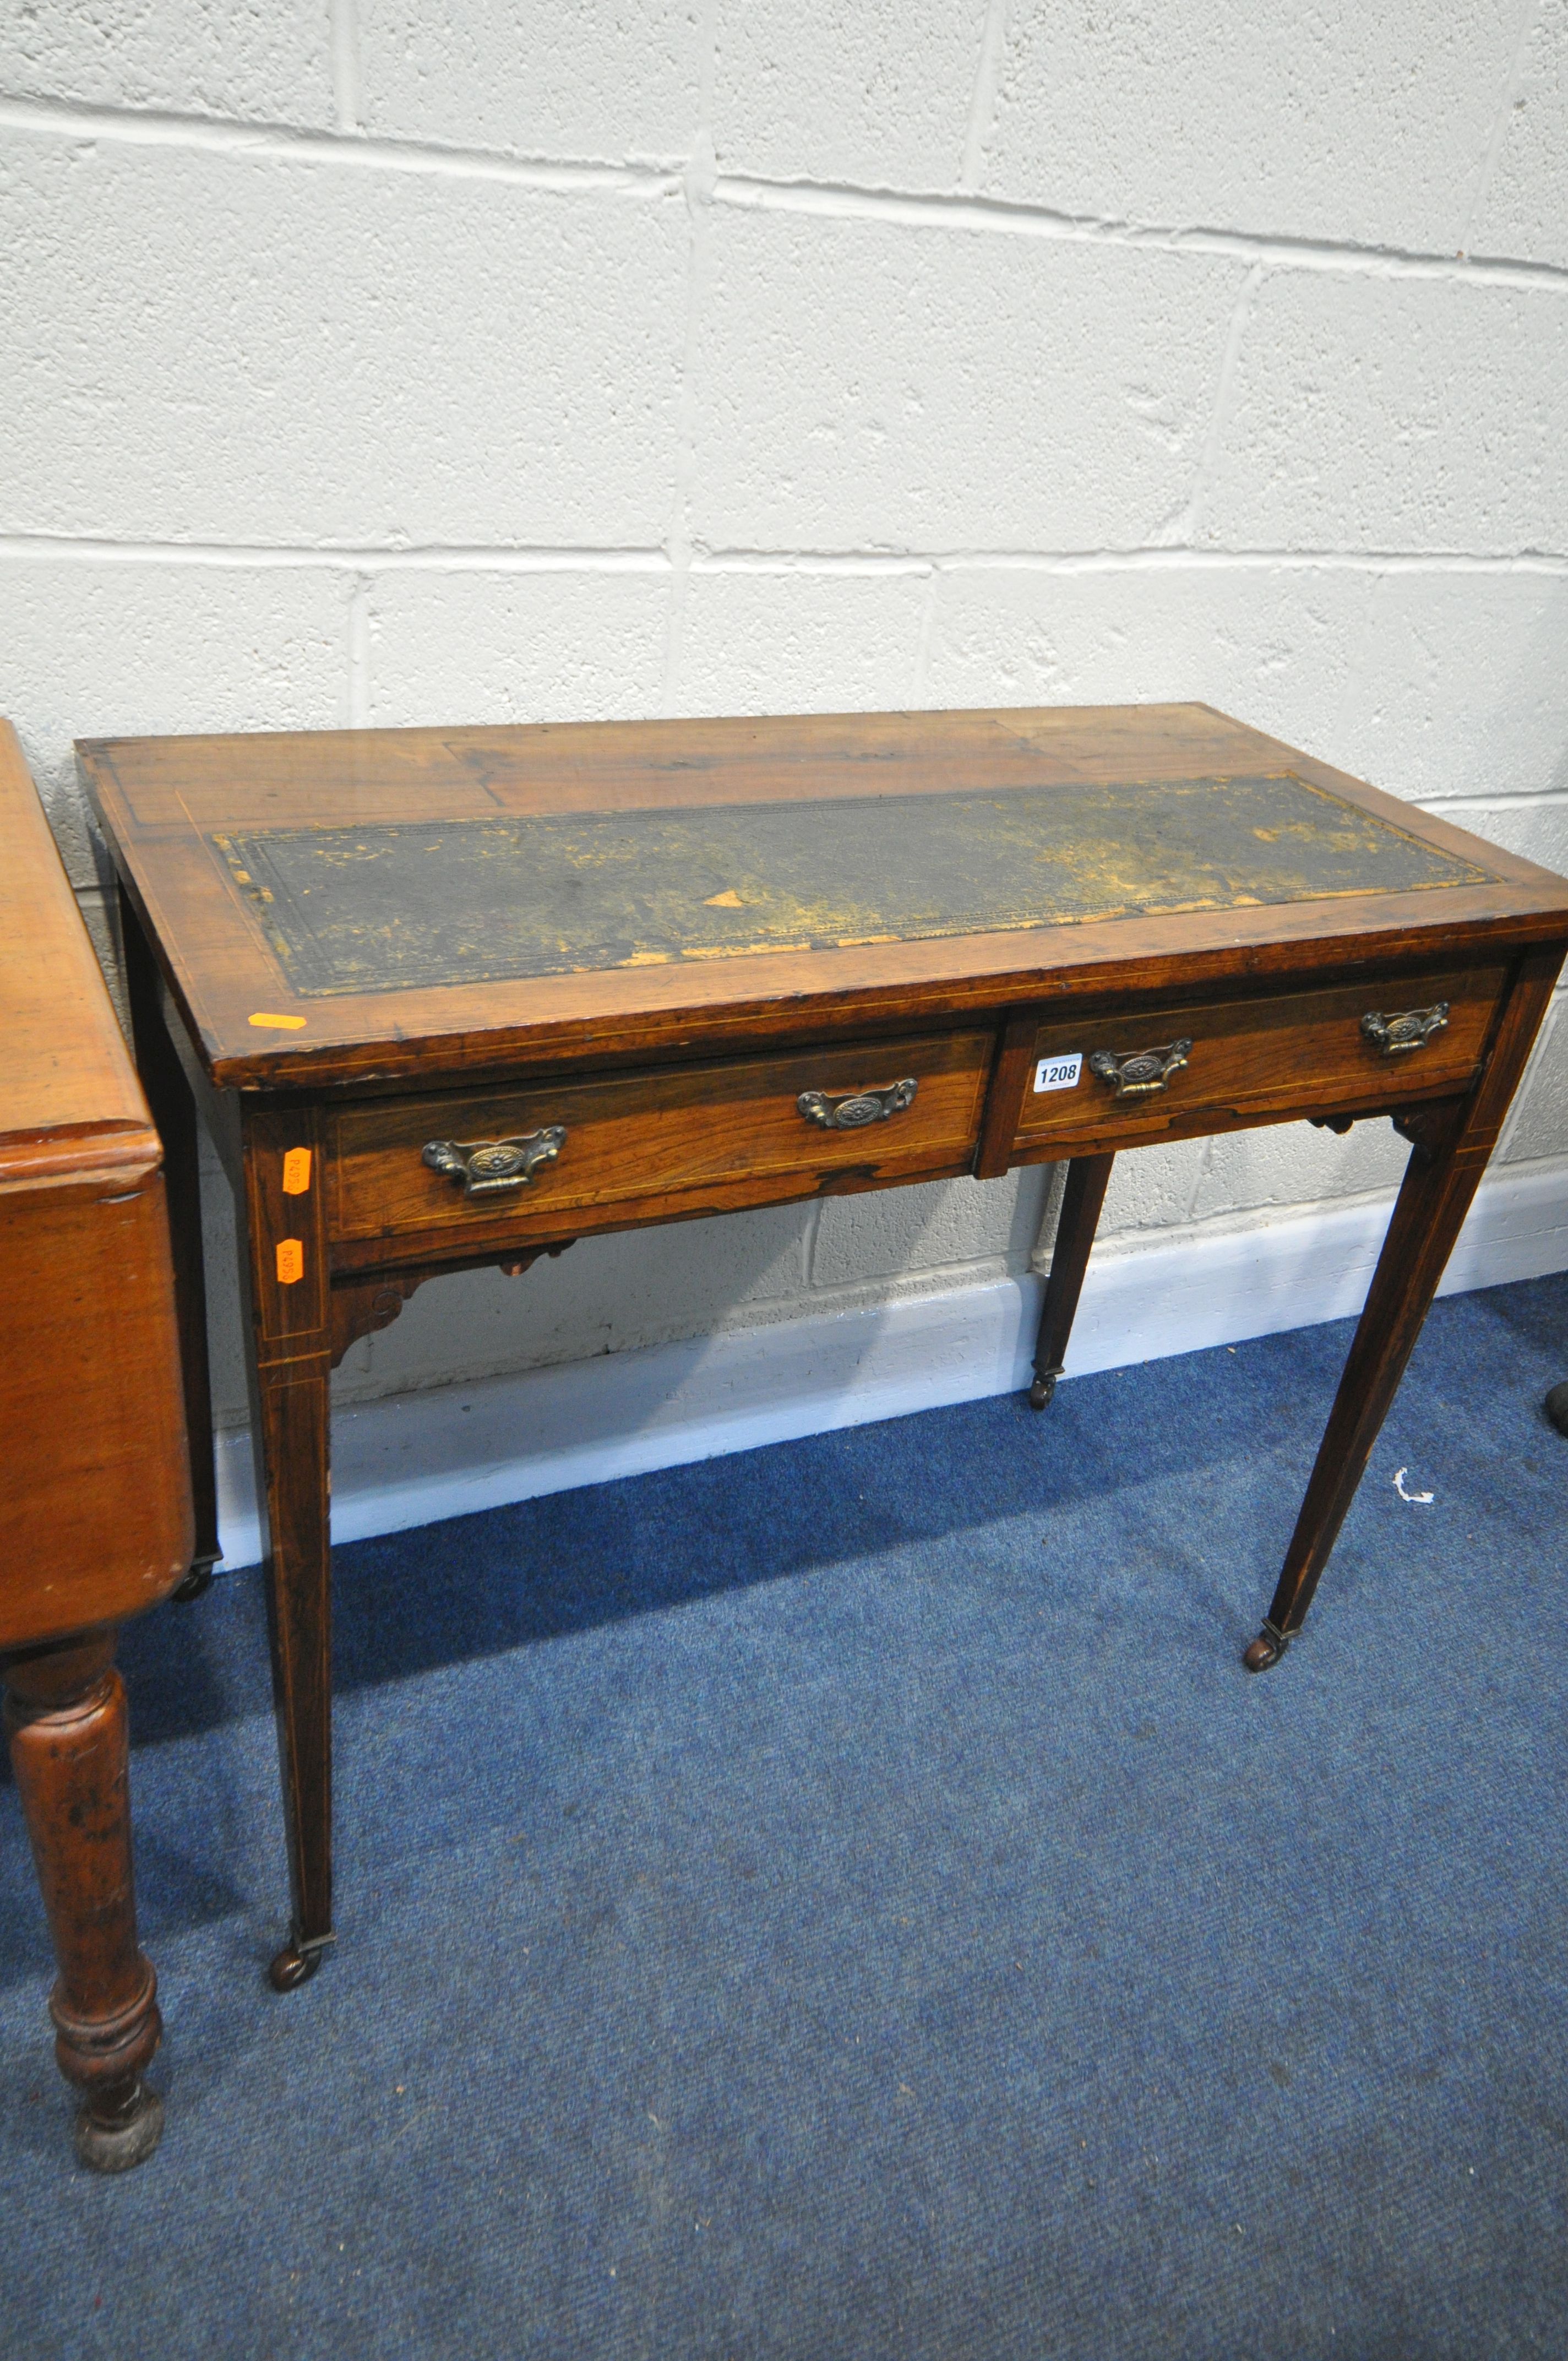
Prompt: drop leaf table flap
<box><xmin>0</xmin><ymin>717</ymin><xmax>192</xmax><ymax>2172</ymax></box>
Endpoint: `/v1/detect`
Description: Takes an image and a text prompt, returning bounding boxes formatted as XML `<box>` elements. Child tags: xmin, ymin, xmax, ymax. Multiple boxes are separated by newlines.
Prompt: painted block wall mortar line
<box><xmin>691</xmin><ymin>552</ymin><xmax>940</xmax><ymax>579</ymax></box>
<box><xmin>329</xmin><ymin>0</ymin><xmax>360</xmax><ymax>137</ymax></box>
<box><xmin>919</xmin><ymin>550</ymin><xmax>1568</xmax><ymax>574</ymax></box>
<box><xmin>705</xmin><ymin>174</ymin><xmax>1568</xmax><ymax>291</ymax></box>
<box><xmin>802</xmin><ymin>1200</ymin><xmax>826</xmax><ymax>1292</ymax></box>
<box><xmin>0</xmin><ymin>539</ymin><xmax>677</xmax><ymax>572</ymax></box>
<box><xmin>1461</xmin><ymin>0</ymin><xmax>1544</xmax><ymax>255</ymax></box>
<box><xmin>912</xmin><ymin>574</ymin><xmax>940</xmax><ymax>700</ymax></box>
<box><xmin>1425</xmin><ymin>790</ymin><xmax>1568</xmax><ymax>812</ymax></box>
<box><xmin>957</xmin><ymin>0</ymin><xmax>1011</xmax><ymax>193</ymax></box>
<box><xmin>5</xmin><ymin>542</ymin><xmax>1568</xmax><ymax>575</ymax></box>
<box><xmin>1159</xmin><ymin>263</ymin><xmax>1269</xmax><ymax>547</ymax></box>
<box><xmin>3</xmin><ymin>90</ymin><xmax>1568</xmax><ymax>290</ymax></box>
<box><xmin>346</xmin><ymin>578</ymin><xmax>370</xmax><ymax>729</ymax></box>
<box><xmin>1182</xmin><ymin>1136</ymin><xmax>1218</xmax><ymax>1229</ymax></box>
<box><xmin>0</xmin><ymin>95</ymin><xmax>687</xmax><ymax>194</ymax></box>
<box><xmin>659</xmin><ymin>1</ymin><xmax>722</xmax><ymax>715</ymax></box>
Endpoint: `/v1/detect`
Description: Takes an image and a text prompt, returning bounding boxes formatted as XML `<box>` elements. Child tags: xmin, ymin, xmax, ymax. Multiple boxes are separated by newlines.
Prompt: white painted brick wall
<box><xmin>357</xmin><ymin>0</ymin><xmax>705</xmax><ymax>162</ymax></box>
<box><xmin>364</xmin><ymin>568</ymin><xmax>670</xmax><ymax>729</ymax></box>
<box><xmin>0</xmin><ymin>559</ymin><xmax>349</xmax><ymax>881</ymax></box>
<box><xmin>2</xmin><ymin>1</ymin><xmax>1564</xmax><ymax>1433</ymax></box>
<box><xmin>711</xmin><ymin>0</ymin><xmax>990</xmax><ymax>191</ymax></box>
<box><xmin>0</xmin><ymin>139</ymin><xmax>688</xmax><ymax>546</ymax></box>
<box><xmin>1472</xmin><ymin>0</ymin><xmax>1568</xmax><ymax>265</ymax></box>
<box><xmin>983</xmin><ymin>1</ymin><xmax>1520</xmax><ymax>250</ymax></box>
<box><xmin>0</xmin><ymin>3</ymin><xmax>334</xmax><ymax>123</ymax></box>
<box><xmin>1200</xmin><ymin>275</ymin><xmax>1568</xmax><ymax>553</ymax></box>
<box><xmin>690</xmin><ymin>214</ymin><xmax>1244</xmax><ymax>550</ymax></box>
<box><xmin>673</xmin><ymin>568</ymin><xmax>930</xmax><ymax>711</ymax></box>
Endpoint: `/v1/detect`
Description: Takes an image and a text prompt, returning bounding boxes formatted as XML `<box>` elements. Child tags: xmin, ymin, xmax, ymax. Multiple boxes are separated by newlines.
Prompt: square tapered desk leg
<box><xmin>238</xmin><ymin>1102</ymin><xmax>335</xmax><ymax>1992</ymax></box>
<box><xmin>1245</xmin><ymin>949</ymin><xmax>1561</xmax><ymax>1672</ymax></box>
<box><xmin>1028</xmin><ymin>1153</ymin><xmax>1117</xmax><ymax>1411</ymax></box>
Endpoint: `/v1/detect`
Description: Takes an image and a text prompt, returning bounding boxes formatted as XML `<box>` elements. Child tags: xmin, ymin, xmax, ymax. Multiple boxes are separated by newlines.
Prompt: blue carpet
<box><xmin>3</xmin><ymin>1271</ymin><xmax>1567</xmax><ymax>2359</ymax></box>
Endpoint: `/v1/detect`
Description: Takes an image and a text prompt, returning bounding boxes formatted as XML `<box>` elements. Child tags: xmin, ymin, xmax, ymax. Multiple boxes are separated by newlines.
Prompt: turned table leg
<box><xmin>239</xmin><ymin>1103</ymin><xmax>335</xmax><ymax>1993</ymax></box>
<box><xmin>1028</xmin><ymin>1153</ymin><xmax>1115</xmax><ymax>1410</ymax></box>
<box><xmin>1244</xmin><ymin>951</ymin><xmax>1561</xmax><ymax>1672</ymax></box>
<box><xmin>119</xmin><ymin>885</ymin><xmax>221</xmax><ymax>1602</ymax></box>
<box><xmin>3</xmin><ymin>1634</ymin><xmax>164</xmax><ymax>2172</ymax></box>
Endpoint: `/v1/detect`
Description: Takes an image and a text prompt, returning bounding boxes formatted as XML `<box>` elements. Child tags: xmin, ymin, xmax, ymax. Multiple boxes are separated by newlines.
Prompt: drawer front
<box><xmin>1012</xmin><ymin>966</ymin><xmax>1506</xmax><ymax>1156</ymax></box>
<box><xmin>332</xmin><ymin>1030</ymin><xmax>993</xmax><ymax>1244</ymax></box>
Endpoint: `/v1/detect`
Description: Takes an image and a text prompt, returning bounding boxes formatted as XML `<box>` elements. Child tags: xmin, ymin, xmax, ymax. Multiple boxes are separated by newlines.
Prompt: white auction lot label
<box><xmin>1033</xmin><ymin>1052</ymin><xmax>1082</xmax><ymax>1093</ymax></box>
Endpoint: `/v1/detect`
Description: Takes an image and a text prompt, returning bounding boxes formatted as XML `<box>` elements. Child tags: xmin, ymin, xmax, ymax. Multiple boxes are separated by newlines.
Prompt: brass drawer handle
<box><xmin>1360</xmin><ymin>1003</ymin><xmax>1449</xmax><ymax>1056</ymax></box>
<box><xmin>1088</xmin><ymin>1040</ymin><xmax>1192</xmax><ymax>1100</ymax></box>
<box><xmin>797</xmin><ymin>1077</ymin><xmax>918</xmax><ymax>1130</ymax></box>
<box><xmin>423</xmin><ymin>1125</ymin><xmax>567</xmax><ymax>1197</ymax></box>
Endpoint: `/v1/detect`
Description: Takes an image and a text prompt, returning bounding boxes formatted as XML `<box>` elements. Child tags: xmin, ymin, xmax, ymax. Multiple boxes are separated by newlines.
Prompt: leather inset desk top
<box><xmin>214</xmin><ymin>769</ymin><xmax>1492</xmax><ymax>998</ymax></box>
<box><xmin>81</xmin><ymin>704</ymin><xmax>1568</xmax><ymax>1089</ymax></box>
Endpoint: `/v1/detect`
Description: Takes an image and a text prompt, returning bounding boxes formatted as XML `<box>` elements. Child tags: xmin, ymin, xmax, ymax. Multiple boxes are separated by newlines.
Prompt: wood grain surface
<box><xmin>0</xmin><ymin>720</ymin><xmax>192</xmax><ymax>1647</ymax></box>
<box><xmin>0</xmin><ymin>720</ymin><xmax>151</xmax><ymax>1178</ymax></box>
<box><xmin>1011</xmin><ymin>963</ymin><xmax>1506</xmax><ymax>1158</ymax></box>
<box><xmin>330</xmin><ymin>1027</ymin><xmax>991</xmax><ymax>1248</ymax></box>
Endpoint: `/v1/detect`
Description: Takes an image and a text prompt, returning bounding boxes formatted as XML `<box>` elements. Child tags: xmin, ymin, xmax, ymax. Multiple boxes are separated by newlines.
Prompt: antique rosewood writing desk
<box><xmin>82</xmin><ymin>704</ymin><xmax>1568</xmax><ymax>1993</ymax></box>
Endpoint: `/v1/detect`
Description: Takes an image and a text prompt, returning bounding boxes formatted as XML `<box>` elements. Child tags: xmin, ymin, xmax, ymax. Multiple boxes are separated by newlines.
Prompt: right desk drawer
<box><xmin>1012</xmin><ymin>964</ymin><xmax>1509</xmax><ymax>1156</ymax></box>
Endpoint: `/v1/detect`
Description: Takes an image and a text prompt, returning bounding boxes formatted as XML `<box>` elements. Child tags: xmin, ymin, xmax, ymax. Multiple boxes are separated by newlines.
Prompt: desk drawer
<box><xmin>331</xmin><ymin>1030</ymin><xmax>993</xmax><ymax>1245</ymax></box>
<box><xmin>1012</xmin><ymin>965</ymin><xmax>1506</xmax><ymax>1156</ymax></box>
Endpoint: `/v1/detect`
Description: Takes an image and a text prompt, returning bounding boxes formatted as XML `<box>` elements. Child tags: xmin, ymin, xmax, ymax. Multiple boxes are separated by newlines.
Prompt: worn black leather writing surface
<box><xmin>215</xmin><ymin>769</ymin><xmax>1491</xmax><ymax>997</ymax></box>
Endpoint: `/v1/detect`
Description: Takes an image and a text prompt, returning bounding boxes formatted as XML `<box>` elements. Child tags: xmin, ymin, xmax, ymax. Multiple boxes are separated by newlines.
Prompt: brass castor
<box><xmin>1243</xmin><ymin>1624</ymin><xmax>1289</xmax><ymax>1674</ymax></box>
<box><xmin>1027</xmin><ymin>1370</ymin><xmax>1060</xmax><ymax>1412</ymax></box>
<box><xmin>171</xmin><ymin>1556</ymin><xmax>219</xmax><ymax>1604</ymax></box>
<box><xmin>77</xmin><ymin>2082</ymin><xmax>164</xmax><ymax>2174</ymax></box>
<box><xmin>268</xmin><ymin>1941</ymin><xmax>323</xmax><ymax>1995</ymax></box>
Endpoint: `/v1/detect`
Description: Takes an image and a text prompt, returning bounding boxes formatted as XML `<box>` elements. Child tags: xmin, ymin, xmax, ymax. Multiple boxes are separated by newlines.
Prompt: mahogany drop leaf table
<box><xmin>1</xmin><ymin>720</ymin><xmax>192</xmax><ymax>2166</ymax></box>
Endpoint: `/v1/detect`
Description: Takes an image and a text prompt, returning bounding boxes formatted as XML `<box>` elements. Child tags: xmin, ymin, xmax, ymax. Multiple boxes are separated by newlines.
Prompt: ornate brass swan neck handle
<box><xmin>423</xmin><ymin>1125</ymin><xmax>567</xmax><ymax>1196</ymax></box>
<box><xmin>1360</xmin><ymin>1003</ymin><xmax>1449</xmax><ymax>1056</ymax></box>
<box><xmin>1087</xmin><ymin>1040</ymin><xmax>1192</xmax><ymax>1100</ymax></box>
<box><xmin>797</xmin><ymin>1077</ymin><xmax>918</xmax><ymax>1130</ymax></box>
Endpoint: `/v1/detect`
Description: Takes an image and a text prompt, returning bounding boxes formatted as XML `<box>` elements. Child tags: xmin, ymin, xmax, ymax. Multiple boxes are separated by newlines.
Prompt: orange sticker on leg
<box><xmin>275</xmin><ymin>1239</ymin><xmax>304</xmax><ymax>1285</ymax></box>
<box><xmin>282</xmin><ymin>1147</ymin><xmax>312</xmax><ymax>1195</ymax></box>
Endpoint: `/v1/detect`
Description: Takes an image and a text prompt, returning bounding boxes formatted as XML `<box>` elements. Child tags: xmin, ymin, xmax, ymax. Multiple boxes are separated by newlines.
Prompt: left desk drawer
<box><xmin>329</xmin><ymin>1030</ymin><xmax>993</xmax><ymax>1246</ymax></box>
